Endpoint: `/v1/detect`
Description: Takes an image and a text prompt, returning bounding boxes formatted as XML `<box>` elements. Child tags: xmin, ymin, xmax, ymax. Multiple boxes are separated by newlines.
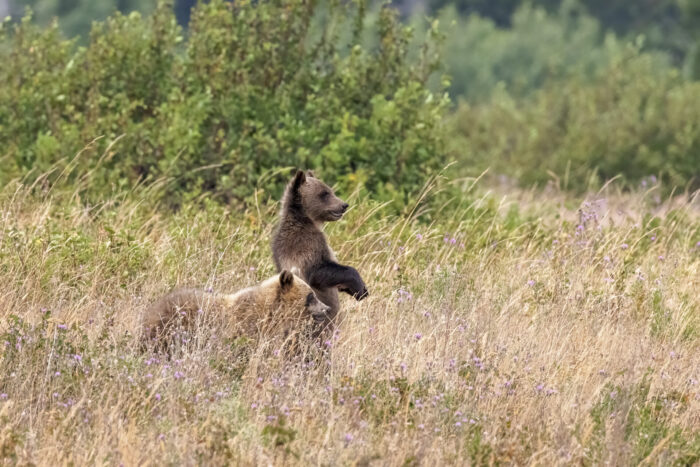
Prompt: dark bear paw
<box><xmin>338</xmin><ymin>285</ymin><xmax>368</xmax><ymax>300</ymax></box>
<box><xmin>354</xmin><ymin>287</ymin><xmax>369</xmax><ymax>301</ymax></box>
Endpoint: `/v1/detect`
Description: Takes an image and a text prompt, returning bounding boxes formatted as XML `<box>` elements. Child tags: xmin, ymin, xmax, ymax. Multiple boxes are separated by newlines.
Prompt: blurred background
<box><xmin>6</xmin><ymin>0</ymin><xmax>700</xmax><ymax>96</ymax></box>
<box><xmin>2</xmin><ymin>0</ymin><xmax>699</xmax><ymax>205</ymax></box>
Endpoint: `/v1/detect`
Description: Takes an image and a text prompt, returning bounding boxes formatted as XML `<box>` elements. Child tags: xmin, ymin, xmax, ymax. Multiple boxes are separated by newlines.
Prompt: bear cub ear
<box><xmin>279</xmin><ymin>270</ymin><xmax>294</xmax><ymax>291</ymax></box>
<box><xmin>292</xmin><ymin>170</ymin><xmax>306</xmax><ymax>189</ymax></box>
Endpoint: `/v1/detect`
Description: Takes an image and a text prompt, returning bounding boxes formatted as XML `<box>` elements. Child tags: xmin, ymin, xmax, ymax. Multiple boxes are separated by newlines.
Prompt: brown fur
<box><xmin>272</xmin><ymin>171</ymin><xmax>367</xmax><ymax>328</ymax></box>
<box><xmin>142</xmin><ymin>271</ymin><xmax>329</xmax><ymax>347</ymax></box>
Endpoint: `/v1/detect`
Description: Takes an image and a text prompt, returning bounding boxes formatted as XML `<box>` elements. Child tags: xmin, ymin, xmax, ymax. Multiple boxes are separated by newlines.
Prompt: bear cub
<box><xmin>143</xmin><ymin>270</ymin><xmax>330</xmax><ymax>346</ymax></box>
<box><xmin>271</xmin><ymin>170</ymin><xmax>368</xmax><ymax>326</ymax></box>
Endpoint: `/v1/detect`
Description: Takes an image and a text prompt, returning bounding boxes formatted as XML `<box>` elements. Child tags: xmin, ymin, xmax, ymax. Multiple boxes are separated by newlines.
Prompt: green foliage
<box><xmin>10</xmin><ymin>0</ymin><xmax>157</xmax><ymax>39</ymax></box>
<box><xmin>261</xmin><ymin>415</ymin><xmax>297</xmax><ymax>454</ymax></box>
<box><xmin>0</xmin><ymin>1</ymin><xmax>449</xmax><ymax>208</ymax></box>
<box><xmin>413</xmin><ymin>2</ymin><xmax>633</xmax><ymax>102</ymax></box>
<box><xmin>427</xmin><ymin>0</ymin><xmax>559</xmax><ymax>27</ymax></box>
<box><xmin>587</xmin><ymin>377</ymin><xmax>700</xmax><ymax>465</ymax></box>
<box><xmin>424</xmin><ymin>0</ymin><xmax>687</xmax><ymax>68</ymax></box>
<box><xmin>450</xmin><ymin>47</ymin><xmax>700</xmax><ymax>192</ymax></box>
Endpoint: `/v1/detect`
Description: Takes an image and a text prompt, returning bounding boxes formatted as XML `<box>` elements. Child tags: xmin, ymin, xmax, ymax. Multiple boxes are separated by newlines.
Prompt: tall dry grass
<box><xmin>0</xmin><ymin>177</ymin><xmax>698</xmax><ymax>465</ymax></box>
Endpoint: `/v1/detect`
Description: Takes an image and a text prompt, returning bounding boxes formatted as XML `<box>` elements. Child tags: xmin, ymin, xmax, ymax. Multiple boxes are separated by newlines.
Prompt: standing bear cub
<box><xmin>272</xmin><ymin>170</ymin><xmax>368</xmax><ymax>327</ymax></box>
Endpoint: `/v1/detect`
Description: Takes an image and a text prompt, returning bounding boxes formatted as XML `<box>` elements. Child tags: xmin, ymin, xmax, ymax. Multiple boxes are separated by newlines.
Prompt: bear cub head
<box><xmin>276</xmin><ymin>269</ymin><xmax>330</xmax><ymax>320</ymax></box>
<box><xmin>284</xmin><ymin>170</ymin><xmax>349</xmax><ymax>223</ymax></box>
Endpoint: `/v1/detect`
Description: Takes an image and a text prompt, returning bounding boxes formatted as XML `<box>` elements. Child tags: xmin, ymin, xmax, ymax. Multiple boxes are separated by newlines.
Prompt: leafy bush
<box><xmin>449</xmin><ymin>47</ymin><xmax>700</xmax><ymax>192</ymax></box>
<box><xmin>0</xmin><ymin>1</ymin><xmax>449</xmax><ymax>208</ymax></box>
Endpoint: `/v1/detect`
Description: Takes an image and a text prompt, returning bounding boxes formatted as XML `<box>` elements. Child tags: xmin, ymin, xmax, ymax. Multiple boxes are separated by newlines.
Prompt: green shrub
<box><xmin>0</xmin><ymin>1</ymin><xmax>449</xmax><ymax>208</ymax></box>
<box><xmin>449</xmin><ymin>46</ymin><xmax>700</xmax><ymax>192</ymax></box>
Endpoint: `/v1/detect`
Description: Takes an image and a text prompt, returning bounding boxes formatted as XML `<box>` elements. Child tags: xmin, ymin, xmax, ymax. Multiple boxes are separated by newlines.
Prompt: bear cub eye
<box><xmin>305</xmin><ymin>293</ymin><xmax>315</xmax><ymax>306</ymax></box>
<box><xmin>319</xmin><ymin>191</ymin><xmax>330</xmax><ymax>200</ymax></box>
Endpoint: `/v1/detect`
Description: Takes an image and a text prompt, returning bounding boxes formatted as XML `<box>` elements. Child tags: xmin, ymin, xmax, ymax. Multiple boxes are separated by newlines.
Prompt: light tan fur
<box><xmin>142</xmin><ymin>271</ymin><xmax>329</xmax><ymax>346</ymax></box>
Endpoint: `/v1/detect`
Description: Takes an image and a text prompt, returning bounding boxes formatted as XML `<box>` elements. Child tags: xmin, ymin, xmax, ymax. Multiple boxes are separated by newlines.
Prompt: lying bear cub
<box><xmin>143</xmin><ymin>270</ymin><xmax>330</xmax><ymax>348</ymax></box>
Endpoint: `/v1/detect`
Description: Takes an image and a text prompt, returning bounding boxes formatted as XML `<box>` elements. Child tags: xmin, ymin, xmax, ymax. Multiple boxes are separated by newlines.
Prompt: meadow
<box><xmin>0</xmin><ymin>174</ymin><xmax>698</xmax><ymax>465</ymax></box>
<box><xmin>1</xmin><ymin>2</ymin><xmax>700</xmax><ymax>464</ymax></box>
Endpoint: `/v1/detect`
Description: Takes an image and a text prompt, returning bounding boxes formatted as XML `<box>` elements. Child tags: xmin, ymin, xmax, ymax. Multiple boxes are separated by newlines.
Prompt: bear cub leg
<box><xmin>307</xmin><ymin>261</ymin><xmax>368</xmax><ymax>300</ymax></box>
